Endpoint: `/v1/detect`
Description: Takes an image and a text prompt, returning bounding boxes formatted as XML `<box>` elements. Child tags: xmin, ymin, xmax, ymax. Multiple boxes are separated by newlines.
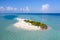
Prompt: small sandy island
<box><xmin>13</xmin><ymin>18</ymin><xmax>50</xmax><ymax>31</ymax></box>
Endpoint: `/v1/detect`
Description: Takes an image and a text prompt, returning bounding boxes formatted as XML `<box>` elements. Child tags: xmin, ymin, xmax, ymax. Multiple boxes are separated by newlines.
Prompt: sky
<box><xmin>0</xmin><ymin>0</ymin><xmax>60</xmax><ymax>13</ymax></box>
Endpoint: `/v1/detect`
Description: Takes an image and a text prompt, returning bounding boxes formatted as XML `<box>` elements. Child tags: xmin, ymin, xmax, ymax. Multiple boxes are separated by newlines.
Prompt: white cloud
<box><xmin>0</xmin><ymin>6</ymin><xmax>30</xmax><ymax>12</ymax></box>
<box><xmin>6</xmin><ymin>6</ymin><xmax>14</xmax><ymax>11</ymax></box>
<box><xmin>14</xmin><ymin>8</ymin><xmax>18</xmax><ymax>11</ymax></box>
<box><xmin>19</xmin><ymin>6</ymin><xmax>30</xmax><ymax>12</ymax></box>
<box><xmin>19</xmin><ymin>8</ymin><xmax>22</xmax><ymax>11</ymax></box>
<box><xmin>0</xmin><ymin>6</ymin><xmax>5</xmax><ymax>11</ymax></box>
<box><xmin>6</xmin><ymin>6</ymin><xmax>18</xmax><ymax>11</ymax></box>
<box><xmin>41</xmin><ymin>4</ymin><xmax>50</xmax><ymax>12</ymax></box>
<box><xmin>25</xmin><ymin>6</ymin><xmax>30</xmax><ymax>12</ymax></box>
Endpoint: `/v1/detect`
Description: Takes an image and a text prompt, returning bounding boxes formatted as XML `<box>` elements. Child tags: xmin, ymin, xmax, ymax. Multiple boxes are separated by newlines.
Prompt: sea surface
<box><xmin>0</xmin><ymin>13</ymin><xmax>60</xmax><ymax>40</ymax></box>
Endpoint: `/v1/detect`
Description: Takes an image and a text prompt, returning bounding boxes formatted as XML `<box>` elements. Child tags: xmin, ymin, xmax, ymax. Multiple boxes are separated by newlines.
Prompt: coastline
<box><xmin>13</xmin><ymin>18</ymin><xmax>50</xmax><ymax>31</ymax></box>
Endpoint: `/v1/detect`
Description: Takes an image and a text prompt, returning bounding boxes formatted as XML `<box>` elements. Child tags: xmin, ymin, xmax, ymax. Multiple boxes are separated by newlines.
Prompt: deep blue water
<box><xmin>0</xmin><ymin>13</ymin><xmax>60</xmax><ymax>40</ymax></box>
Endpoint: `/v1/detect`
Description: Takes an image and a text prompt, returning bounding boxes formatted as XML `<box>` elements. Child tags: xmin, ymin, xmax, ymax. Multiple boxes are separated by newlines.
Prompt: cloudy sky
<box><xmin>0</xmin><ymin>0</ymin><xmax>60</xmax><ymax>13</ymax></box>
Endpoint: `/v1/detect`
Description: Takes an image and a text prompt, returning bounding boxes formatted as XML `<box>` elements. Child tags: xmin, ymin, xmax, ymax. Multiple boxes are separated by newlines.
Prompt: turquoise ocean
<box><xmin>0</xmin><ymin>13</ymin><xmax>60</xmax><ymax>40</ymax></box>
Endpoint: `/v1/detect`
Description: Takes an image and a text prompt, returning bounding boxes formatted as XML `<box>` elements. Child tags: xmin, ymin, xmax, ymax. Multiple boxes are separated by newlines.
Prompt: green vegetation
<box><xmin>24</xmin><ymin>20</ymin><xmax>47</xmax><ymax>30</ymax></box>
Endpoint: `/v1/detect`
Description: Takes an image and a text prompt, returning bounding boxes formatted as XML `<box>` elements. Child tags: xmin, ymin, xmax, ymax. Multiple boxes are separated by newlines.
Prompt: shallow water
<box><xmin>0</xmin><ymin>13</ymin><xmax>60</xmax><ymax>40</ymax></box>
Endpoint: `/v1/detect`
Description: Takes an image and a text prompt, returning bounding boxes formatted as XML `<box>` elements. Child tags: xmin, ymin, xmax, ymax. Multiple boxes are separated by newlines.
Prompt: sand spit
<box><xmin>13</xmin><ymin>18</ymin><xmax>41</xmax><ymax>30</ymax></box>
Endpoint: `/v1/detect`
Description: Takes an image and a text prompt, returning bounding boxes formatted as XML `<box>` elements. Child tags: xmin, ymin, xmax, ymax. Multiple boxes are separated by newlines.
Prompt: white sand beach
<box><xmin>13</xmin><ymin>18</ymin><xmax>41</xmax><ymax>30</ymax></box>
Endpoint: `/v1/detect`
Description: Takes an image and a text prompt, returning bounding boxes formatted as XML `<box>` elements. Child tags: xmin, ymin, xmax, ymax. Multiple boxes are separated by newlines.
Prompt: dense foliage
<box><xmin>24</xmin><ymin>20</ymin><xmax>47</xmax><ymax>30</ymax></box>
